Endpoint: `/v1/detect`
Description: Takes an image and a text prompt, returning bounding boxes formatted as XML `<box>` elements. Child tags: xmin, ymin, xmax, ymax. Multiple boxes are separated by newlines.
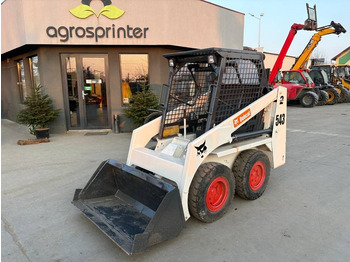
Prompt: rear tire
<box><xmin>325</xmin><ymin>88</ymin><xmax>340</xmax><ymax>105</ymax></box>
<box><xmin>300</xmin><ymin>91</ymin><xmax>318</xmax><ymax>108</ymax></box>
<box><xmin>316</xmin><ymin>90</ymin><xmax>329</xmax><ymax>106</ymax></box>
<box><xmin>189</xmin><ymin>163</ymin><xmax>235</xmax><ymax>223</ymax></box>
<box><xmin>336</xmin><ymin>86</ymin><xmax>350</xmax><ymax>103</ymax></box>
<box><xmin>233</xmin><ymin>150</ymin><xmax>270</xmax><ymax>200</ymax></box>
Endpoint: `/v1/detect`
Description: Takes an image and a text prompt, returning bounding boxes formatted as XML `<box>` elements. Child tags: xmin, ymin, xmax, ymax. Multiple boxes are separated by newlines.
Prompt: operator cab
<box><xmin>309</xmin><ymin>70</ymin><xmax>330</xmax><ymax>85</ymax></box>
<box><xmin>282</xmin><ymin>70</ymin><xmax>314</xmax><ymax>86</ymax></box>
<box><xmin>161</xmin><ymin>48</ymin><xmax>266</xmax><ymax>140</ymax></box>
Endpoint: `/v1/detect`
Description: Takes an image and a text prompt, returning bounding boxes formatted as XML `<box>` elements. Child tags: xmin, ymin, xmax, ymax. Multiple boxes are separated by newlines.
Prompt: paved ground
<box><xmin>2</xmin><ymin>103</ymin><xmax>350</xmax><ymax>262</ymax></box>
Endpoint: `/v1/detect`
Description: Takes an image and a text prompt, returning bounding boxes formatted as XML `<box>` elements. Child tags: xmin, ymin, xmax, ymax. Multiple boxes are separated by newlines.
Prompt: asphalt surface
<box><xmin>2</xmin><ymin>103</ymin><xmax>350</xmax><ymax>262</ymax></box>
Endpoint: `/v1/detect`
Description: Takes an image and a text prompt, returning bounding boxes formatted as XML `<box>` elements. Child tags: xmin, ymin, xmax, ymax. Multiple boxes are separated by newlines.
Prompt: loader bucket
<box><xmin>72</xmin><ymin>159</ymin><xmax>186</xmax><ymax>255</ymax></box>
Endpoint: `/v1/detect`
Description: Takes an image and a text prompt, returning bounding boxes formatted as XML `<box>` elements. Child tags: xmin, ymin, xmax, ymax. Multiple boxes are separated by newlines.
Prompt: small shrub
<box><xmin>124</xmin><ymin>84</ymin><xmax>160</xmax><ymax>126</ymax></box>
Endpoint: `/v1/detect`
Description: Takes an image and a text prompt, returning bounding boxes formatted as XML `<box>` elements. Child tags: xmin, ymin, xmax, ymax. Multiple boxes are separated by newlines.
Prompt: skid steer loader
<box><xmin>73</xmin><ymin>48</ymin><xmax>287</xmax><ymax>255</ymax></box>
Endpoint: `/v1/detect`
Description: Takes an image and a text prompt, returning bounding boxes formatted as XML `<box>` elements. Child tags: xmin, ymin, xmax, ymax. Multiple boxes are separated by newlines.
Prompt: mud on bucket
<box><xmin>72</xmin><ymin>159</ymin><xmax>186</xmax><ymax>255</ymax></box>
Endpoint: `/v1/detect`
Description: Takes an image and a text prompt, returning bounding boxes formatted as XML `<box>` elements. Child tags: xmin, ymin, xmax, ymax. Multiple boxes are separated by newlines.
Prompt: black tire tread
<box><xmin>189</xmin><ymin>163</ymin><xmax>234</xmax><ymax>223</ymax></box>
<box><xmin>233</xmin><ymin>150</ymin><xmax>270</xmax><ymax>200</ymax></box>
<box><xmin>300</xmin><ymin>91</ymin><xmax>318</xmax><ymax>108</ymax></box>
<box><xmin>325</xmin><ymin>88</ymin><xmax>340</xmax><ymax>105</ymax></box>
<box><xmin>316</xmin><ymin>90</ymin><xmax>329</xmax><ymax>106</ymax></box>
<box><xmin>336</xmin><ymin>86</ymin><xmax>350</xmax><ymax>103</ymax></box>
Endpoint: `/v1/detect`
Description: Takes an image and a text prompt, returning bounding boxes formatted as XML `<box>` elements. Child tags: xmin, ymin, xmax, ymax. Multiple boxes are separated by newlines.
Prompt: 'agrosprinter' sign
<box><xmin>46</xmin><ymin>24</ymin><xmax>149</xmax><ymax>42</ymax></box>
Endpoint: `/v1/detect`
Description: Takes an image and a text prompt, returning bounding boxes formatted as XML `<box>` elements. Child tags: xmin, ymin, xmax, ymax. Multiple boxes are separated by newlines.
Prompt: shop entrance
<box><xmin>61</xmin><ymin>54</ymin><xmax>110</xmax><ymax>130</ymax></box>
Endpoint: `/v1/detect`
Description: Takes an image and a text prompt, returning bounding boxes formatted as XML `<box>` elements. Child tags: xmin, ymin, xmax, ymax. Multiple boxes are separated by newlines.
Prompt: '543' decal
<box><xmin>275</xmin><ymin>114</ymin><xmax>286</xmax><ymax>126</ymax></box>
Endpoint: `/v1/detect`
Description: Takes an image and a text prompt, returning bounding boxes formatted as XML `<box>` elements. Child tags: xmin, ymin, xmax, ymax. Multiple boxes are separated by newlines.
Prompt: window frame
<box><xmin>16</xmin><ymin>59</ymin><xmax>27</xmax><ymax>103</ymax></box>
<box><xmin>119</xmin><ymin>53</ymin><xmax>149</xmax><ymax>106</ymax></box>
<box><xmin>28</xmin><ymin>55</ymin><xmax>41</xmax><ymax>87</ymax></box>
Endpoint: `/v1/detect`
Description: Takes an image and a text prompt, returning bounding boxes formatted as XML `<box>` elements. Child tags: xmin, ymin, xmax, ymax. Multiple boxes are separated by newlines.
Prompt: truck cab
<box><xmin>274</xmin><ymin>70</ymin><xmax>318</xmax><ymax>107</ymax></box>
<box><xmin>282</xmin><ymin>70</ymin><xmax>315</xmax><ymax>87</ymax></box>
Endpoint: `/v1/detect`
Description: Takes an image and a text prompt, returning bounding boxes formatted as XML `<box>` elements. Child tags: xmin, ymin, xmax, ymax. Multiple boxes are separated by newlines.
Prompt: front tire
<box><xmin>336</xmin><ymin>86</ymin><xmax>350</xmax><ymax>103</ymax></box>
<box><xmin>325</xmin><ymin>88</ymin><xmax>340</xmax><ymax>105</ymax></box>
<box><xmin>233</xmin><ymin>150</ymin><xmax>270</xmax><ymax>200</ymax></box>
<box><xmin>189</xmin><ymin>163</ymin><xmax>235</xmax><ymax>223</ymax></box>
<box><xmin>300</xmin><ymin>91</ymin><xmax>318</xmax><ymax>108</ymax></box>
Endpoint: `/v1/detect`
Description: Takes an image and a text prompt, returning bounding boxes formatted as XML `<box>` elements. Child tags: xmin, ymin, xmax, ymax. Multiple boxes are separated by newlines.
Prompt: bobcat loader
<box><xmin>73</xmin><ymin>48</ymin><xmax>287</xmax><ymax>255</ymax></box>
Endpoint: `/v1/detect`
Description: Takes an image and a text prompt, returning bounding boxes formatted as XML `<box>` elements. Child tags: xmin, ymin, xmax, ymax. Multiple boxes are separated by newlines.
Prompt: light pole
<box><xmin>249</xmin><ymin>12</ymin><xmax>264</xmax><ymax>48</ymax></box>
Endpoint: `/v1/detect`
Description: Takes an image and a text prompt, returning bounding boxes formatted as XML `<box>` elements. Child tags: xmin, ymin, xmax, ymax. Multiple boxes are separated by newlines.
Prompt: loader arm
<box><xmin>291</xmin><ymin>21</ymin><xmax>346</xmax><ymax>70</ymax></box>
<box><xmin>268</xmin><ymin>23</ymin><xmax>305</xmax><ymax>84</ymax></box>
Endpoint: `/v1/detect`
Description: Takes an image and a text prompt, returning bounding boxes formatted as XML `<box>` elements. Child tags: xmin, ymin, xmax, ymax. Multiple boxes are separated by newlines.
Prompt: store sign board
<box><xmin>46</xmin><ymin>0</ymin><xmax>149</xmax><ymax>43</ymax></box>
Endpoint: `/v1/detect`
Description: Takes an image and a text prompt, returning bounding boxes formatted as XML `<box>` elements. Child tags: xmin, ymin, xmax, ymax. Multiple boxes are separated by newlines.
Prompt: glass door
<box><xmin>65</xmin><ymin>56</ymin><xmax>81</xmax><ymax>128</ymax></box>
<box><xmin>62</xmin><ymin>54</ymin><xmax>110</xmax><ymax>130</ymax></box>
<box><xmin>82</xmin><ymin>57</ymin><xmax>108</xmax><ymax>128</ymax></box>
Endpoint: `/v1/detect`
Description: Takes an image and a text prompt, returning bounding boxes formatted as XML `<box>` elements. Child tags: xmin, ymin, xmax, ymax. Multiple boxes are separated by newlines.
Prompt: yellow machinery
<box><xmin>291</xmin><ymin>21</ymin><xmax>347</xmax><ymax>103</ymax></box>
<box><xmin>334</xmin><ymin>65</ymin><xmax>350</xmax><ymax>89</ymax></box>
<box><xmin>292</xmin><ymin>21</ymin><xmax>346</xmax><ymax>70</ymax></box>
<box><xmin>310</xmin><ymin>64</ymin><xmax>350</xmax><ymax>102</ymax></box>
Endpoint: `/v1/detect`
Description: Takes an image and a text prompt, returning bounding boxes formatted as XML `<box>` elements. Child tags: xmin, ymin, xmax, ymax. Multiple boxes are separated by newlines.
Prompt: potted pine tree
<box><xmin>17</xmin><ymin>84</ymin><xmax>60</xmax><ymax>139</ymax></box>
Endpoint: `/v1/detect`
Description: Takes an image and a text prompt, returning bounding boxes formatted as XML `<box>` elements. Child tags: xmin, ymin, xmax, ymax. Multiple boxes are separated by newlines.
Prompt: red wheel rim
<box><xmin>249</xmin><ymin>161</ymin><xmax>266</xmax><ymax>190</ymax></box>
<box><xmin>206</xmin><ymin>177</ymin><xmax>229</xmax><ymax>212</ymax></box>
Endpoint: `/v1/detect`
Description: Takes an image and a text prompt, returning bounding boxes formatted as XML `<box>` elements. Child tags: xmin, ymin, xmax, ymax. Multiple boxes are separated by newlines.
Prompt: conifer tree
<box><xmin>124</xmin><ymin>84</ymin><xmax>159</xmax><ymax>126</ymax></box>
<box><xmin>17</xmin><ymin>85</ymin><xmax>60</xmax><ymax>134</ymax></box>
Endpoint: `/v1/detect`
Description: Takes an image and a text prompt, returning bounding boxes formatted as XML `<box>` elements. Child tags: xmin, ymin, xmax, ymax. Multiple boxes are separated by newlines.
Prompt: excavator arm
<box><xmin>291</xmin><ymin>21</ymin><xmax>346</xmax><ymax>70</ymax></box>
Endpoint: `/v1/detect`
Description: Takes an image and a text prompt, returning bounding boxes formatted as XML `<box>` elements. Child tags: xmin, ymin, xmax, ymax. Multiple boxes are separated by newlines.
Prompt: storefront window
<box><xmin>29</xmin><ymin>56</ymin><xmax>41</xmax><ymax>87</ymax></box>
<box><xmin>120</xmin><ymin>54</ymin><xmax>149</xmax><ymax>105</ymax></box>
<box><xmin>16</xmin><ymin>59</ymin><xmax>27</xmax><ymax>103</ymax></box>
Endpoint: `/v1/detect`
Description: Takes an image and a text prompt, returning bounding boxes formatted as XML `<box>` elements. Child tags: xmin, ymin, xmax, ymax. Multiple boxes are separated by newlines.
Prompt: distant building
<box><xmin>332</xmin><ymin>46</ymin><xmax>350</xmax><ymax>65</ymax></box>
<box><xmin>243</xmin><ymin>47</ymin><xmax>297</xmax><ymax>73</ymax></box>
<box><xmin>263</xmin><ymin>51</ymin><xmax>296</xmax><ymax>72</ymax></box>
<box><xmin>310</xmin><ymin>58</ymin><xmax>326</xmax><ymax>66</ymax></box>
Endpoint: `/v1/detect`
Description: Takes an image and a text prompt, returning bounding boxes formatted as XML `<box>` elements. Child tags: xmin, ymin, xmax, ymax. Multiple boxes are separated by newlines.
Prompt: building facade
<box><xmin>332</xmin><ymin>46</ymin><xmax>350</xmax><ymax>65</ymax></box>
<box><xmin>1</xmin><ymin>0</ymin><xmax>244</xmax><ymax>133</ymax></box>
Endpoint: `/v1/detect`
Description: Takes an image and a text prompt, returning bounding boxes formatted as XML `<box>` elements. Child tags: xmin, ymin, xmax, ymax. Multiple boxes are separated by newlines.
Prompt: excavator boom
<box><xmin>291</xmin><ymin>21</ymin><xmax>346</xmax><ymax>70</ymax></box>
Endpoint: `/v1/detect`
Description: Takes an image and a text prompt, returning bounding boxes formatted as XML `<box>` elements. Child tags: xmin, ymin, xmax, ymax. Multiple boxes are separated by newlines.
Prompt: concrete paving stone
<box><xmin>1</xmin><ymin>103</ymin><xmax>350</xmax><ymax>262</ymax></box>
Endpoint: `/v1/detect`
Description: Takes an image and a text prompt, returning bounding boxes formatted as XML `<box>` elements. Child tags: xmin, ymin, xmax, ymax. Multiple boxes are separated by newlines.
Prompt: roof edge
<box><xmin>331</xmin><ymin>46</ymin><xmax>350</xmax><ymax>61</ymax></box>
<box><xmin>200</xmin><ymin>0</ymin><xmax>245</xmax><ymax>16</ymax></box>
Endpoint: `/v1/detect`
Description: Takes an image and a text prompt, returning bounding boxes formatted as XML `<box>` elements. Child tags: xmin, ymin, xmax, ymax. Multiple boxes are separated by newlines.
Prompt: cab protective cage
<box><xmin>159</xmin><ymin>48</ymin><xmax>269</xmax><ymax>140</ymax></box>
